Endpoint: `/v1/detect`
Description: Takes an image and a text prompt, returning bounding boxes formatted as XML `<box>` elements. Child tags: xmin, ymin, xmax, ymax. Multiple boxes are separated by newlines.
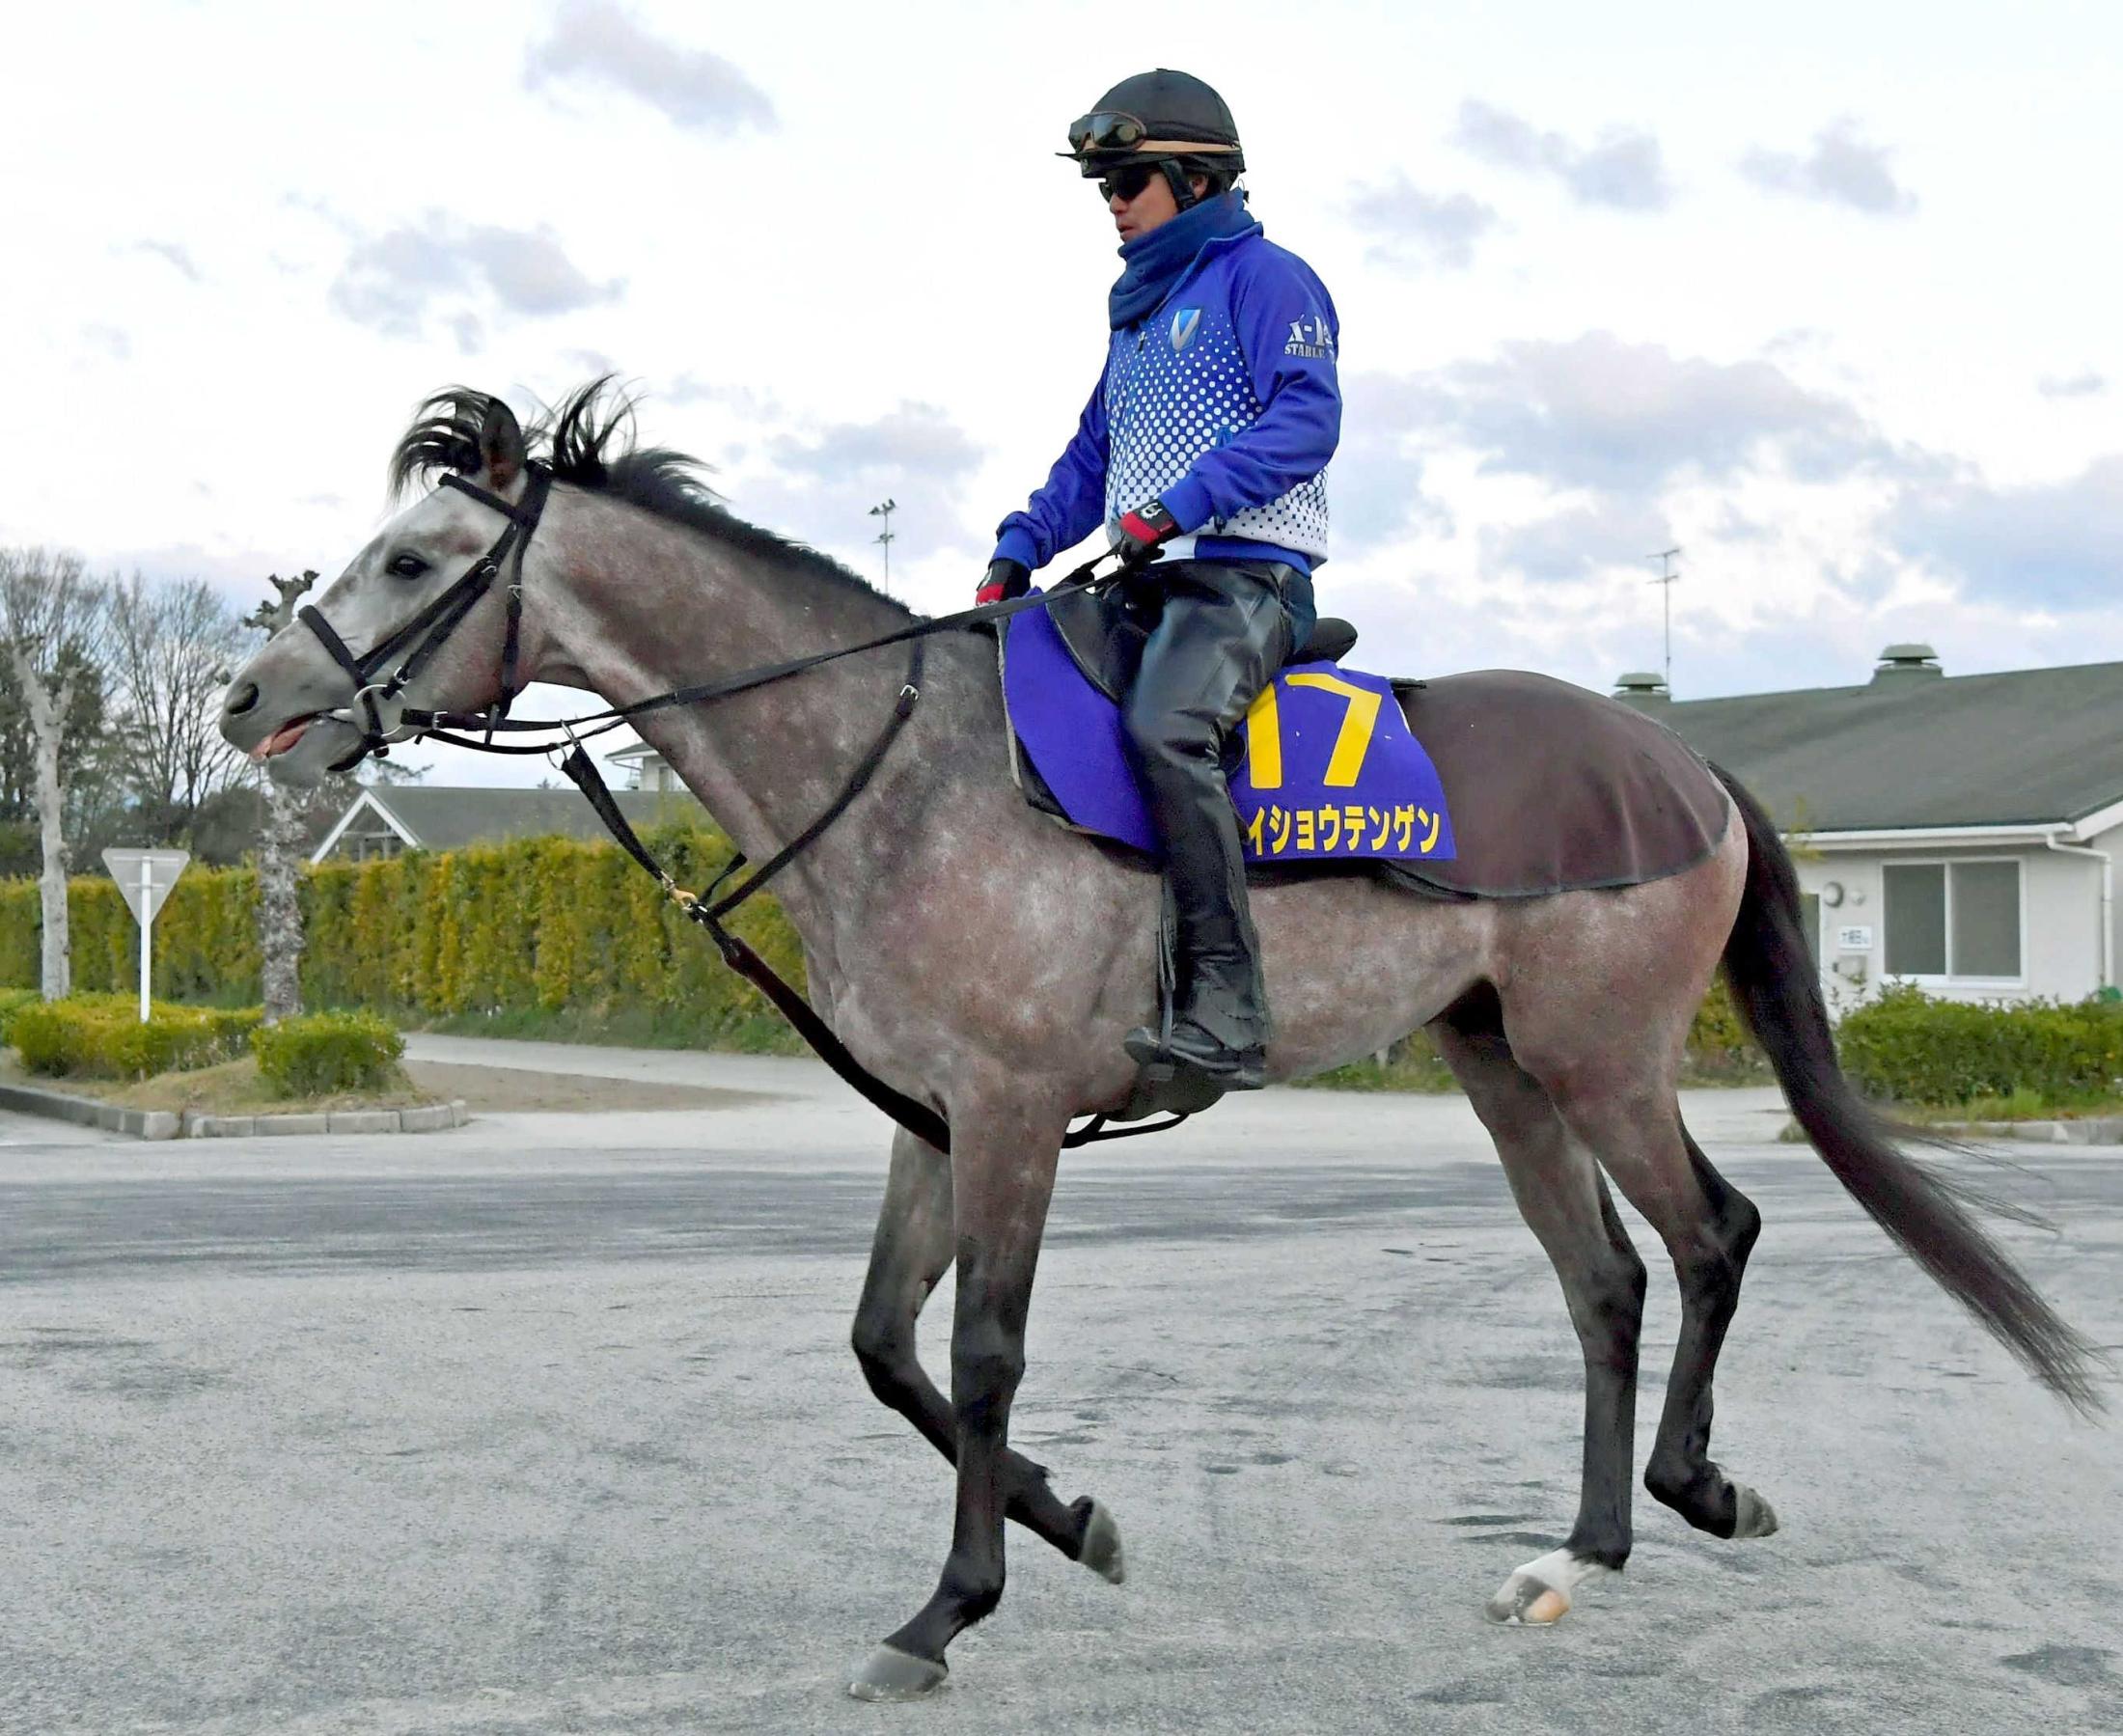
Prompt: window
<box><xmin>1799</xmin><ymin>892</ymin><xmax>1821</xmax><ymax>965</ymax></box>
<box><xmin>1884</xmin><ymin>860</ymin><xmax>2021</xmax><ymax>979</ymax></box>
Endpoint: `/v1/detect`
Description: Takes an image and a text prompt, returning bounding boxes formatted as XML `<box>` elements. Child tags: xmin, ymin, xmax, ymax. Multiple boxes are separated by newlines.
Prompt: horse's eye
<box><xmin>387</xmin><ymin>552</ymin><xmax>428</xmax><ymax>579</ymax></box>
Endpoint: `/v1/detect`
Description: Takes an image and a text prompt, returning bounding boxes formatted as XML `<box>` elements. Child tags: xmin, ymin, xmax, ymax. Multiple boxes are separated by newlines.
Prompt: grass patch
<box><xmin>1886</xmin><ymin>1088</ymin><xmax>2123</xmax><ymax>1125</ymax></box>
<box><xmin>0</xmin><ymin>1051</ymin><xmax>440</xmax><ymax>1117</ymax></box>
<box><xmin>412</xmin><ymin>1000</ymin><xmax>805</xmax><ymax>1055</ymax></box>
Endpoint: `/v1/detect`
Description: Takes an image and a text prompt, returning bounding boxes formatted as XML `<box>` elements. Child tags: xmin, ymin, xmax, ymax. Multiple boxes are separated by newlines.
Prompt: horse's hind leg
<box><xmin>1640</xmin><ymin>1122</ymin><xmax>1775</xmax><ymax>1539</ymax></box>
<box><xmin>1544</xmin><ymin>1083</ymin><xmax>1777</xmax><ymax>1543</ymax></box>
<box><xmin>848</xmin><ymin>1125</ymin><xmax>1118</xmax><ymax>1575</ymax></box>
<box><xmin>1433</xmin><ymin>1003</ymin><xmax>1648</xmax><ymax>1626</ymax></box>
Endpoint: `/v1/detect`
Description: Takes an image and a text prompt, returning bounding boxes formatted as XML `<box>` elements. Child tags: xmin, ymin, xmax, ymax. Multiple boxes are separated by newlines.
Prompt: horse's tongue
<box><xmin>255</xmin><ymin>719</ymin><xmax>311</xmax><ymax>760</ymax></box>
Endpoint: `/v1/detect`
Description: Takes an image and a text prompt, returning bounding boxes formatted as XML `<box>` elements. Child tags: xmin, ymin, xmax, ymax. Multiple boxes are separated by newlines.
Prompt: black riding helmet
<box><xmin>1062</xmin><ymin>69</ymin><xmax>1244</xmax><ymax>212</ymax></box>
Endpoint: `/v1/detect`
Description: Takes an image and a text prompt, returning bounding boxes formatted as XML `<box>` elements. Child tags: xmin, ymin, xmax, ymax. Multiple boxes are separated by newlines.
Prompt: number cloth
<box><xmin>1001</xmin><ymin>590</ymin><xmax>1454</xmax><ymax>863</ymax></box>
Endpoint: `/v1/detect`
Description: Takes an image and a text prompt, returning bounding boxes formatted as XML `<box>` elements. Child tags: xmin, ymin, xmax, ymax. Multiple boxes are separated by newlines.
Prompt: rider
<box><xmin>979</xmin><ymin>69</ymin><xmax>1340</xmax><ymax>1092</ymax></box>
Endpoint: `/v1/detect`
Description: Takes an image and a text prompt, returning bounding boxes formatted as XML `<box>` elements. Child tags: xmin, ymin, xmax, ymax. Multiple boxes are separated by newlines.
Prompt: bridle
<box><xmin>298</xmin><ymin>463</ymin><xmax>553</xmax><ymax>761</ymax></box>
<box><xmin>286</xmin><ymin>463</ymin><xmax>1179</xmax><ymax>1152</ymax></box>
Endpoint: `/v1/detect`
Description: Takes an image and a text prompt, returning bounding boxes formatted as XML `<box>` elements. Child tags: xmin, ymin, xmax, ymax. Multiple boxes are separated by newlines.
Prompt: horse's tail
<box><xmin>1711</xmin><ymin>762</ymin><xmax>2104</xmax><ymax>1415</ymax></box>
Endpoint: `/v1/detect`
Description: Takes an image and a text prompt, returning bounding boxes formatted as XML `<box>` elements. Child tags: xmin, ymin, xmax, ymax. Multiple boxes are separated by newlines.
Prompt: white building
<box><xmin>1618</xmin><ymin>646</ymin><xmax>2120</xmax><ymax>1007</ymax></box>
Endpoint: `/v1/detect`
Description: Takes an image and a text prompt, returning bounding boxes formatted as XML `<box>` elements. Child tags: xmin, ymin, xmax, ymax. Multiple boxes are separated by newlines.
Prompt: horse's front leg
<box><xmin>850</xmin><ymin>1124</ymin><xmax>1119</xmax><ymax>1568</ymax></box>
<box><xmin>848</xmin><ymin>1094</ymin><xmax>1069</xmax><ymax>1701</ymax></box>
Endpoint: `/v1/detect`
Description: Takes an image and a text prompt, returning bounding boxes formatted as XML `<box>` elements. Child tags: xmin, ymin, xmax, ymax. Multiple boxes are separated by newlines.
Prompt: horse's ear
<box><xmin>479</xmin><ymin>397</ymin><xmax>524</xmax><ymax>488</ymax></box>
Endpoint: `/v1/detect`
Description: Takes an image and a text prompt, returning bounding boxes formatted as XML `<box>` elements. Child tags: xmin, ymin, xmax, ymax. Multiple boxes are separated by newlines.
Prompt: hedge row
<box><xmin>10</xmin><ymin>996</ymin><xmax>263</xmax><ymax>1080</ymax></box>
<box><xmin>0</xmin><ymin>827</ymin><xmax>806</xmax><ymax>1043</ymax></box>
<box><xmin>1836</xmin><ymin>982</ymin><xmax>2123</xmax><ymax>1106</ymax></box>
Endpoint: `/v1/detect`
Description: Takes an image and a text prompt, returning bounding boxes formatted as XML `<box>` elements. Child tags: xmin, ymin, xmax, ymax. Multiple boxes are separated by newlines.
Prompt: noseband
<box><xmin>299</xmin><ymin>462</ymin><xmax>552</xmax><ymax>759</ymax></box>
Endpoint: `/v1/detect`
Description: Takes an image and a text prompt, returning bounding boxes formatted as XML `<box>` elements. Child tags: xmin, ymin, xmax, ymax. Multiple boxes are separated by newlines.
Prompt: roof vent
<box><xmin>1873</xmin><ymin>642</ymin><xmax>1943</xmax><ymax>684</ymax></box>
<box><xmin>1613</xmin><ymin>671</ymin><xmax>1670</xmax><ymax>707</ymax></box>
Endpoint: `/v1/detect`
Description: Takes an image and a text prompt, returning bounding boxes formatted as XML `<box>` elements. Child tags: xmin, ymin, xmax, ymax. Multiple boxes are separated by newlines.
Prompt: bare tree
<box><xmin>109</xmin><ymin>572</ymin><xmax>251</xmax><ymax>844</ymax></box>
<box><xmin>243</xmin><ymin>571</ymin><xmax>317</xmax><ymax>1023</ymax></box>
<box><xmin>0</xmin><ymin>548</ymin><xmax>113</xmax><ymax>999</ymax></box>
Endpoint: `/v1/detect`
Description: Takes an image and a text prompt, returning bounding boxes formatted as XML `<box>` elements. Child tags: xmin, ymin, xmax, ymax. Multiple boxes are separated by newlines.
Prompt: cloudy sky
<box><xmin>3</xmin><ymin>0</ymin><xmax>2117</xmax><ymax>785</ymax></box>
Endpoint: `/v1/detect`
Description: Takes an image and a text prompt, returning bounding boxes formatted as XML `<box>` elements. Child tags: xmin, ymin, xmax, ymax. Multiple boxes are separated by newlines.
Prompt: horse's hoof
<box><xmin>1484</xmin><ymin>1547</ymin><xmax>1605</xmax><ymax>1626</ymax></box>
<box><xmin>1077</xmin><ymin>1499</ymin><xmax>1125</xmax><ymax>1584</ymax></box>
<box><xmin>847</xmin><ymin>1644</ymin><xmax>949</xmax><ymax>1701</ymax></box>
<box><xmin>1485</xmin><ymin>1574</ymin><xmax>1571</xmax><ymax>1625</ymax></box>
<box><xmin>1732</xmin><ymin>1484</ymin><xmax>1778</xmax><ymax>1540</ymax></box>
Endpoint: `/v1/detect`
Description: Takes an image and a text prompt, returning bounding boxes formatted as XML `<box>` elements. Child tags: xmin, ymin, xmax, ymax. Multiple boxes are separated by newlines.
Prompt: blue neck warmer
<box><xmin>1108</xmin><ymin>190</ymin><xmax>1261</xmax><ymax>330</ymax></box>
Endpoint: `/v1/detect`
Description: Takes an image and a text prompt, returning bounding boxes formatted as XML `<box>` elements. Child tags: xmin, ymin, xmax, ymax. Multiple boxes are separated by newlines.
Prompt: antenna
<box><xmin>868</xmin><ymin>498</ymin><xmax>897</xmax><ymax>592</ymax></box>
<box><xmin>1646</xmin><ymin>546</ymin><xmax>1681</xmax><ymax>692</ymax></box>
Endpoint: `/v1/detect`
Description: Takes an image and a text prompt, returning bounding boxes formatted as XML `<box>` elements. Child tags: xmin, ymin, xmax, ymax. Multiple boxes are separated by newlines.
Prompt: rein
<box><xmin>300</xmin><ymin>469</ymin><xmax>1186</xmax><ymax>1153</ymax></box>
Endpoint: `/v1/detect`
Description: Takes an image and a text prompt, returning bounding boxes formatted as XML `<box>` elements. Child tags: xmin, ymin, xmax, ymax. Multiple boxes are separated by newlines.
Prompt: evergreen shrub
<box><xmin>9</xmin><ymin>996</ymin><xmax>262</xmax><ymax>1079</ymax></box>
<box><xmin>0</xmin><ymin>823</ymin><xmax>805</xmax><ymax>1049</ymax></box>
<box><xmin>1836</xmin><ymin>982</ymin><xmax>2123</xmax><ymax>1106</ymax></box>
<box><xmin>251</xmin><ymin>1010</ymin><xmax>404</xmax><ymax>1097</ymax></box>
<box><xmin>0</xmin><ymin>986</ymin><xmax>38</xmax><ymax>1044</ymax></box>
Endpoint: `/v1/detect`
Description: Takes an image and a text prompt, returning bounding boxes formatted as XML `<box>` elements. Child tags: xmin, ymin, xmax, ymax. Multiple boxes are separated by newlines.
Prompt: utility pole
<box><xmin>868</xmin><ymin>498</ymin><xmax>896</xmax><ymax>593</ymax></box>
<box><xmin>1647</xmin><ymin>546</ymin><xmax>1681</xmax><ymax>692</ymax></box>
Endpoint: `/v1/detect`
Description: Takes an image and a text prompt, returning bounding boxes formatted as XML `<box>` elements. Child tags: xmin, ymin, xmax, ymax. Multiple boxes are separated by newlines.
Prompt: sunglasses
<box><xmin>1097</xmin><ymin>164</ymin><xmax>1161</xmax><ymax>204</ymax></box>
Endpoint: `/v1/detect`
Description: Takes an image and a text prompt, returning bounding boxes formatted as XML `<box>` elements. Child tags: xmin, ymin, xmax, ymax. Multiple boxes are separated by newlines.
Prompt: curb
<box><xmin>1778</xmin><ymin>1116</ymin><xmax>2123</xmax><ymax>1145</ymax></box>
<box><xmin>0</xmin><ymin>1081</ymin><xmax>469</xmax><ymax>1142</ymax></box>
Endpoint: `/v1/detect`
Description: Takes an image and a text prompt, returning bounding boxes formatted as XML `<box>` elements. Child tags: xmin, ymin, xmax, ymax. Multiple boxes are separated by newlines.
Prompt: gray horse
<box><xmin>220</xmin><ymin>384</ymin><xmax>2099</xmax><ymax>1702</ymax></box>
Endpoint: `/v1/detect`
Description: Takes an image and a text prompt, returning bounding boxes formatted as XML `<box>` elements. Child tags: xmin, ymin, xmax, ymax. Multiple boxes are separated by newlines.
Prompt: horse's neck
<box><xmin>546</xmin><ymin>496</ymin><xmax>958</xmax><ymax>942</ymax></box>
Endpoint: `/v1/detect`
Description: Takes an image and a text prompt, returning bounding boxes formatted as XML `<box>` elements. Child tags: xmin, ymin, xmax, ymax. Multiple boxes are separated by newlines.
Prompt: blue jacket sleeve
<box><xmin>992</xmin><ymin>366</ymin><xmax>1110</xmax><ymax>569</ymax></box>
<box><xmin>1158</xmin><ymin>248</ymin><xmax>1340</xmax><ymax>535</ymax></box>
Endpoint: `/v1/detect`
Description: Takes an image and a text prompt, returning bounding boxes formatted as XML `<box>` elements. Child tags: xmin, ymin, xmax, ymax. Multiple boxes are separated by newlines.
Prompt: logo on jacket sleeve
<box><xmin>1284</xmin><ymin>314</ymin><xmax>1335</xmax><ymax>359</ymax></box>
<box><xmin>1170</xmin><ymin>307</ymin><xmax>1201</xmax><ymax>352</ymax></box>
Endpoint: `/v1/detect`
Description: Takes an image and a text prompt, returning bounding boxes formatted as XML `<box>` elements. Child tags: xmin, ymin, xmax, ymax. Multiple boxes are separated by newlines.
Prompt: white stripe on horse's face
<box><xmin>217</xmin><ymin>475</ymin><xmax>532</xmax><ymax>783</ymax></box>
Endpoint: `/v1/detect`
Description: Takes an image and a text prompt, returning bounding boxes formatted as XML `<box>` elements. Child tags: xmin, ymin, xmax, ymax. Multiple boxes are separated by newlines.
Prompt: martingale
<box><xmin>1000</xmin><ymin>594</ymin><xmax>1456</xmax><ymax>863</ymax></box>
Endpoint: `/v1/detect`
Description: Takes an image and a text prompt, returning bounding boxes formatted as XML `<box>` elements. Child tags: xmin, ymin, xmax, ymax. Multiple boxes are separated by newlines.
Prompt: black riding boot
<box><xmin>1116</xmin><ymin>561</ymin><xmax>1300</xmax><ymax>1091</ymax></box>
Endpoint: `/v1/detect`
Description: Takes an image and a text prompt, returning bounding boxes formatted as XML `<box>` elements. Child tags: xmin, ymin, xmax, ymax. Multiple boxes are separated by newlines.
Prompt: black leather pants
<box><xmin>1117</xmin><ymin>560</ymin><xmax>1302</xmax><ymax>1051</ymax></box>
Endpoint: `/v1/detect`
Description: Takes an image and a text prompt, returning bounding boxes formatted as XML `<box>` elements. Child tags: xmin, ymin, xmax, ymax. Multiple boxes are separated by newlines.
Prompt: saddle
<box><xmin>1000</xmin><ymin>587</ymin><xmax>1733</xmax><ymax>901</ymax></box>
<box><xmin>1046</xmin><ymin>579</ymin><xmax>1358</xmax><ymax>704</ymax></box>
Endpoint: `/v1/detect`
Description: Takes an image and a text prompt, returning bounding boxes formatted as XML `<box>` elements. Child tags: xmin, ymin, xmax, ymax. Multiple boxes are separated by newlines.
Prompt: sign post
<box><xmin>101</xmin><ymin>848</ymin><xmax>191</xmax><ymax>1022</ymax></box>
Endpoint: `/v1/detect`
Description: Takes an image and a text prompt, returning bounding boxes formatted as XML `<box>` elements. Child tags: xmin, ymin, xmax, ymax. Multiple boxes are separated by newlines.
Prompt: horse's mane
<box><xmin>387</xmin><ymin>377</ymin><xmax>905</xmax><ymax>611</ymax></box>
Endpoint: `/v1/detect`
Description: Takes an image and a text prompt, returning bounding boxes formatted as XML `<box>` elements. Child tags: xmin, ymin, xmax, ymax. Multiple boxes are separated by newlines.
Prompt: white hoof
<box><xmin>1485</xmin><ymin>1547</ymin><xmax>1610</xmax><ymax>1626</ymax></box>
<box><xmin>847</xmin><ymin>1644</ymin><xmax>948</xmax><ymax>1701</ymax></box>
<box><xmin>1732</xmin><ymin>1484</ymin><xmax>1778</xmax><ymax>1539</ymax></box>
<box><xmin>1078</xmin><ymin>1500</ymin><xmax>1125</xmax><ymax>1584</ymax></box>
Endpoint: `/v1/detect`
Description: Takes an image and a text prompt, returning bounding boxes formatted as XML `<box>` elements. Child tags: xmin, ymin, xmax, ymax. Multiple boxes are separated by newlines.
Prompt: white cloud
<box><xmin>523</xmin><ymin>0</ymin><xmax>776</xmax><ymax>134</ymax></box>
<box><xmin>1741</xmin><ymin>118</ymin><xmax>1917</xmax><ymax>216</ymax></box>
<box><xmin>1452</xmin><ymin>99</ymin><xmax>1672</xmax><ymax>210</ymax></box>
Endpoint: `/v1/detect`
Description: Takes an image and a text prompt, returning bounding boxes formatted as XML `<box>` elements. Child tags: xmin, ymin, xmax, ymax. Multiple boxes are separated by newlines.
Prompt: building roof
<box><xmin>1628</xmin><ymin>656</ymin><xmax>2123</xmax><ymax>834</ymax></box>
<box><xmin>316</xmin><ymin>784</ymin><xmax>705</xmax><ymax>859</ymax></box>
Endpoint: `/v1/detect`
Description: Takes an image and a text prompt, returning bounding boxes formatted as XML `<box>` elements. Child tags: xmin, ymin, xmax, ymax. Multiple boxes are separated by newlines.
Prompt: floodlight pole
<box><xmin>868</xmin><ymin>498</ymin><xmax>896</xmax><ymax>592</ymax></box>
<box><xmin>1647</xmin><ymin>547</ymin><xmax>1682</xmax><ymax>691</ymax></box>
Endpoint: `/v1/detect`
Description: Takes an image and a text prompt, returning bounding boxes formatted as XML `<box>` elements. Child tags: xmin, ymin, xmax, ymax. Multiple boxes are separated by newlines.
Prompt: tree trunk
<box><xmin>11</xmin><ymin>648</ymin><xmax>73</xmax><ymax>1001</ymax></box>
<box><xmin>258</xmin><ymin>773</ymin><xmax>305</xmax><ymax>1023</ymax></box>
<box><xmin>33</xmin><ymin>713</ymin><xmax>69</xmax><ymax>1001</ymax></box>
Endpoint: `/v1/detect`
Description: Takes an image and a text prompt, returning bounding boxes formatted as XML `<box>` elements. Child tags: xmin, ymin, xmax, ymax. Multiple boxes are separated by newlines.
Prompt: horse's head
<box><xmin>220</xmin><ymin>389</ymin><xmax>547</xmax><ymax>785</ymax></box>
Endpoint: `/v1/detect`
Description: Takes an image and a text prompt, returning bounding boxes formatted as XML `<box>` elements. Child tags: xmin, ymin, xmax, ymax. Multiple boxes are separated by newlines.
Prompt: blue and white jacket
<box><xmin>994</xmin><ymin>228</ymin><xmax>1340</xmax><ymax>575</ymax></box>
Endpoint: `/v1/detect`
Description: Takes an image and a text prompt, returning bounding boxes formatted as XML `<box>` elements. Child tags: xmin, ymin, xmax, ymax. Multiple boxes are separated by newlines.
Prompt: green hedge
<box><xmin>9</xmin><ymin>996</ymin><xmax>263</xmax><ymax>1080</ymax></box>
<box><xmin>0</xmin><ymin>986</ymin><xmax>38</xmax><ymax>1045</ymax></box>
<box><xmin>0</xmin><ymin>827</ymin><xmax>806</xmax><ymax>1047</ymax></box>
<box><xmin>252</xmin><ymin>1010</ymin><xmax>404</xmax><ymax>1097</ymax></box>
<box><xmin>1837</xmin><ymin>982</ymin><xmax>2123</xmax><ymax>1106</ymax></box>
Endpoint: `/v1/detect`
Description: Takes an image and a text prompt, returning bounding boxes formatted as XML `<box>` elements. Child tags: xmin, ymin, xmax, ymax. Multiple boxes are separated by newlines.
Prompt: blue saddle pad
<box><xmin>1001</xmin><ymin>592</ymin><xmax>1456</xmax><ymax>864</ymax></box>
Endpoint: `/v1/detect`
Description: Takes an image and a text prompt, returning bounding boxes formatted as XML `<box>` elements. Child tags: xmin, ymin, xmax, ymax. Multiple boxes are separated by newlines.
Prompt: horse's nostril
<box><xmin>227</xmin><ymin>681</ymin><xmax>259</xmax><ymax>716</ymax></box>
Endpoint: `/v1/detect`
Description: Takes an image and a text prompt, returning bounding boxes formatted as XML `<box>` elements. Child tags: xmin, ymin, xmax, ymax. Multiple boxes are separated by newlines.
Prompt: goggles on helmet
<box><xmin>1062</xmin><ymin>109</ymin><xmax>1243</xmax><ymax>168</ymax></box>
<box><xmin>1067</xmin><ymin>110</ymin><xmax>1148</xmax><ymax>156</ymax></box>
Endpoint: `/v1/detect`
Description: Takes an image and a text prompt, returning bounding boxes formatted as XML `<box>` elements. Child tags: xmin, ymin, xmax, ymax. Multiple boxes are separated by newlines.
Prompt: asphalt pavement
<box><xmin>1</xmin><ymin>1037</ymin><xmax>2118</xmax><ymax>1735</ymax></box>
